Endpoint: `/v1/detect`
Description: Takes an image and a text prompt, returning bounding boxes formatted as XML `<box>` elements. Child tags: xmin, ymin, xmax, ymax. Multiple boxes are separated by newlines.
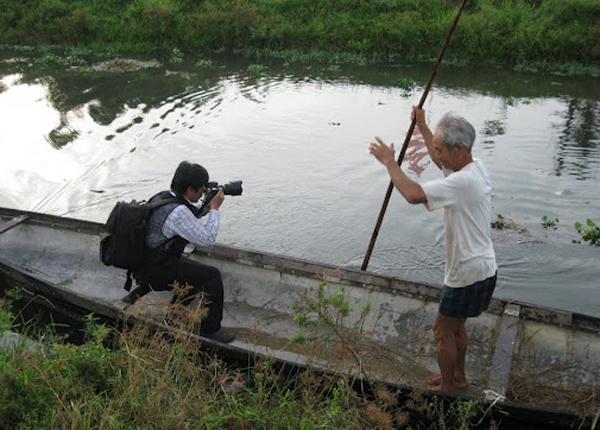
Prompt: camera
<box><xmin>198</xmin><ymin>180</ymin><xmax>243</xmax><ymax>216</ymax></box>
<box><xmin>206</xmin><ymin>180</ymin><xmax>243</xmax><ymax>196</ymax></box>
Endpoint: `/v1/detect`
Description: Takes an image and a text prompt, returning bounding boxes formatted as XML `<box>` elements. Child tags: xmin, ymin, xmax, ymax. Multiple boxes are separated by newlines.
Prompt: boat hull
<box><xmin>0</xmin><ymin>207</ymin><xmax>597</xmax><ymax>429</ymax></box>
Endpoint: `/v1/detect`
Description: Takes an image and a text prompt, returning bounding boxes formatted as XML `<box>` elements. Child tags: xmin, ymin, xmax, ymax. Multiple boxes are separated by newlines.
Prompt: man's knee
<box><xmin>432</xmin><ymin>317</ymin><xmax>449</xmax><ymax>344</ymax></box>
<box><xmin>203</xmin><ymin>266</ymin><xmax>223</xmax><ymax>293</ymax></box>
<box><xmin>209</xmin><ymin>266</ymin><xmax>223</xmax><ymax>284</ymax></box>
<box><xmin>433</xmin><ymin>313</ymin><xmax>465</xmax><ymax>340</ymax></box>
<box><xmin>433</xmin><ymin>325</ymin><xmax>452</xmax><ymax>345</ymax></box>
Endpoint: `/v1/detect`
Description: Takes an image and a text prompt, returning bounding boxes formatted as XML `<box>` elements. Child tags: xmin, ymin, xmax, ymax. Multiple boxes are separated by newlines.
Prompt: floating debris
<box><xmin>91</xmin><ymin>58</ymin><xmax>161</xmax><ymax>72</ymax></box>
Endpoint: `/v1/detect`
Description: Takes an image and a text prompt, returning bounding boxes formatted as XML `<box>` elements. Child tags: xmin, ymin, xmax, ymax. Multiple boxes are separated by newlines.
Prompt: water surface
<box><xmin>1</xmin><ymin>52</ymin><xmax>598</xmax><ymax>317</ymax></box>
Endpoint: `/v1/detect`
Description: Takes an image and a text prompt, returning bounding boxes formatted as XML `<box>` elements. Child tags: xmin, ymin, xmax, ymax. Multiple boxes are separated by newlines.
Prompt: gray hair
<box><xmin>436</xmin><ymin>111</ymin><xmax>476</xmax><ymax>153</ymax></box>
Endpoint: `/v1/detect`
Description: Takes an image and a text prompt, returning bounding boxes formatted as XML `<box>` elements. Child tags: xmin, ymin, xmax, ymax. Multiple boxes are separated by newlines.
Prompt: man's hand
<box><xmin>369</xmin><ymin>136</ymin><xmax>396</xmax><ymax>167</ymax></box>
<box><xmin>369</xmin><ymin>135</ymin><xmax>428</xmax><ymax>204</ymax></box>
<box><xmin>209</xmin><ymin>188</ymin><xmax>225</xmax><ymax>210</ymax></box>
<box><xmin>411</xmin><ymin>106</ymin><xmax>427</xmax><ymax>129</ymax></box>
<box><xmin>411</xmin><ymin>106</ymin><xmax>439</xmax><ymax>170</ymax></box>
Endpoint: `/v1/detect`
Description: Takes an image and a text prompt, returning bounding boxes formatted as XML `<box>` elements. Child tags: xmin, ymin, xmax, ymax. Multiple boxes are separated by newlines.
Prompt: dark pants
<box><xmin>133</xmin><ymin>256</ymin><xmax>224</xmax><ymax>334</ymax></box>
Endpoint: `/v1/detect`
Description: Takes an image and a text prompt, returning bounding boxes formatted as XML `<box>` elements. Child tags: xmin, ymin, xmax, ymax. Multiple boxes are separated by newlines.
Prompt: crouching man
<box><xmin>124</xmin><ymin>160</ymin><xmax>235</xmax><ymax>344</ymax></box>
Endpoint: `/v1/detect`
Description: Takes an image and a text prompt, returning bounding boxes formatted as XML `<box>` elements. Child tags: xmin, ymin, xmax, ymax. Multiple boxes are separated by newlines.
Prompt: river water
<box><xmin>1</xmin><ymin>50</ymin><xmax>598</xmax><ymax>317</ymax></box>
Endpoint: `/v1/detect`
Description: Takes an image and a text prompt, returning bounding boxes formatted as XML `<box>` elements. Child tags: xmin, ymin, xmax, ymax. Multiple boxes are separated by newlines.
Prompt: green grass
<box><xmin>0</xmin><ymin>289</ymin><xmax>494</xmax><ymax>430</ymax></box>
<box><xmin>0</xmin><ymin>0</ymin><xmax>599</xmax><ymax>74</ymax></box>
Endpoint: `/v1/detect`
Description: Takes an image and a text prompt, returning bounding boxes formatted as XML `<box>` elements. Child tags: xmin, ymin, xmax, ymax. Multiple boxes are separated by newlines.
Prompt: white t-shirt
<box><xmin>421</xmin><ymin>159</ymin><xmax>497</xmax><ymax>288</ymax></box>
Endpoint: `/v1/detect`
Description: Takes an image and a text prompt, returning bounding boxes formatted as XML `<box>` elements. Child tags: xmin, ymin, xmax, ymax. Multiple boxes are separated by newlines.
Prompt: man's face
<box><xmin>432</xmin><ymin>129</ymin><xmax>456</xmax><ymax>171</ymax></box>
<box><xmin>186</xmin><ymin>185</ymin><xmax>206</xmax><ymax>203</ymax></box>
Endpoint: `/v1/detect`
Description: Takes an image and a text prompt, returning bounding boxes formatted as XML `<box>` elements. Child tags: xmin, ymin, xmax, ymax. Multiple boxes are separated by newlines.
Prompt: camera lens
<box><xmin>222</xmin><ymin>181</ymin><xmax>243</xmax><ymax>196</ymax></box>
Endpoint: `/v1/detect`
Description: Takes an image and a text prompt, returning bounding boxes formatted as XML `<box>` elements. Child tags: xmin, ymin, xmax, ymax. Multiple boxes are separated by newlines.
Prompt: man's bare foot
<box><xmin>432</xmin><ymin>384</ymin><xmax>458</xmax><ymax>394</ymax></box>
<box><xmin>425</xmin><ymin>374</ymin><xmax>469</xmax><ymax>389</ymax></box>
<box><xmin>454</xmin><ymin>378</ymin><xmax>469</xmax><ymax>389</ymax></box>
<box><xmin>425</xmin><ymin>373</ymin><xmax>442</xmax><ymax>386</ymax></box>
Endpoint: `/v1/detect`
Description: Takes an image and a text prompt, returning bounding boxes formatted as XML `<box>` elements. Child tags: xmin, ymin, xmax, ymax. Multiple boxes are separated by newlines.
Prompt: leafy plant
<box><xmin>83</xmin><ymin>313</ymin><xmax>110</xmax><ymax>345</ymax></box>
<box><xmin>574</xmin><ymin>219</ymin><xmax>600</xmax><ymax>246</ymax></box>
<box><xmin>292</xmin><ymin>282</ymin><xmax>371</xmax><ymax>377</ymax></box>
<box><xmin>0</xmin><ymin>305</ymin><xmax>13</xmax><ymax>334</ymax></box>
<box><xmin>541</xmin><ymin>215</ymin><xmax>559</xmax><ymax>230</ymax></box>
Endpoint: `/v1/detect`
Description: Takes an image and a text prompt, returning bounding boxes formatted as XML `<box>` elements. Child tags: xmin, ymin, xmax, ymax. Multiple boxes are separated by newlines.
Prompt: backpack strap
<box><xmin>146</xmin><ymin>196</ymin><xmax>179</xmax><ymax>210</ymax></box>
<box><xmin>149</xmin><ymin>191</ymin><xmax>202</xmax><ymax>217</ymax></box>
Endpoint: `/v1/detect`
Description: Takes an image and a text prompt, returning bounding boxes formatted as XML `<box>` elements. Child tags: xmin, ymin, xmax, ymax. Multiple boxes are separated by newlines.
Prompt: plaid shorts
<box><xmin>438</xmin><ymin>272</ymin><xmax>497</xmax><ymax>318</ymax></box>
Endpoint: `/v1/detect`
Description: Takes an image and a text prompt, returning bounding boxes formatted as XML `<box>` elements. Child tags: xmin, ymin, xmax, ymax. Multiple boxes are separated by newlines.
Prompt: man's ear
<box><xmin>455</xmin><ymin>143</ymin><xmax>467</xmax><ymax>154</ymax></box>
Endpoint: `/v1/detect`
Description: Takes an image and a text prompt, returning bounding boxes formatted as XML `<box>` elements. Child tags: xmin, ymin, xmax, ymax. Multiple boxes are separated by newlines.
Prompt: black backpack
<box><xmin>100</xmin><ymin>197</ymin><xmax>177</xmax><ymax>291</ymax></box>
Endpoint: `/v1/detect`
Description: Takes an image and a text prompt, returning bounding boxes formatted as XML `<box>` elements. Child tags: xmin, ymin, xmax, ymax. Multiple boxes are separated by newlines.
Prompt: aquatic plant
<box><xmin>574</xmin><ymin>219</ymin><xmax>600</xmax><ymax>246</ymax></box>
<box><xmin>541</xmin><ymin>216</ymin><xmax>559</xmax><ymax>230</ymax></box>
<box><xmin>491</xmin><ymin>214</ymin><xmax>506</xmax><ymax>229</ymax></box>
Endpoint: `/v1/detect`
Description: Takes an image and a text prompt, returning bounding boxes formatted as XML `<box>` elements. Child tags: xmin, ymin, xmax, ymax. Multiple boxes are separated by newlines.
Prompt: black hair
<box><xmin>170</xmin><ymin>161</ymin><xmax>209</xmax><ymax>195</ymax></box>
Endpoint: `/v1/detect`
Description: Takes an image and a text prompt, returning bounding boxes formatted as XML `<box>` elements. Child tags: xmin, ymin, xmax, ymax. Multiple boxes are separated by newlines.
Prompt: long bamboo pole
<box><xmin>361</xmin><ymin>0</ymin><xmax>469</xmax><ymax>271</ymax></box>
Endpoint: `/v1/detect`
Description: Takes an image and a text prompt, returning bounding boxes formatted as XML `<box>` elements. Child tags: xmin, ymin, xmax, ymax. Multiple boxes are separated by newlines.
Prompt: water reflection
<box><xmin>554</xmin><ymin>98</ymin><xmax>600</xmax><ymax>180</ymax></box>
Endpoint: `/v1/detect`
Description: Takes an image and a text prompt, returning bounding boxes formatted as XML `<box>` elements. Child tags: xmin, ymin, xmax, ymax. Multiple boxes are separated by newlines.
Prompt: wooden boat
<box><xmin>0</xmin><ymin>206</ymin><xmax>598</xmax><ymax>429</ymax></box>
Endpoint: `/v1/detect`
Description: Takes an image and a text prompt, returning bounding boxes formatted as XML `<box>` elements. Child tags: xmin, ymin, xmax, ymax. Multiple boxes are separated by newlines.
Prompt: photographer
<box><xmin>123</xmin><ymin>160</ymin><xmax>235</xmax><ymax>343</ymax></box>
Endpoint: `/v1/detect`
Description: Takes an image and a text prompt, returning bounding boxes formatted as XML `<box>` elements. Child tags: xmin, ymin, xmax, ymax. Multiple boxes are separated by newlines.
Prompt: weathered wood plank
<box><xmin>0</xmin><ymin>215</ymin><xmax>29</xmax><ymax>235</ymax></box>
<box><xmin>487</xmin><ymin>303</ymin><xmax>520</xmax><ymax>398</ymax></box>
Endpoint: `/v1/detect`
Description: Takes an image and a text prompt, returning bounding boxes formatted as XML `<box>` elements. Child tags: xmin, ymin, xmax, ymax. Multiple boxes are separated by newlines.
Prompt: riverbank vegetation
<box><xmin>1</xmin><ymin>0</ymin><xmax>599</xmax><ymax>76</ymax></box>
<box><xmin>0</xmin><ymin>292</ymin><xmax>496</xmax><ymax>430</ymax></box>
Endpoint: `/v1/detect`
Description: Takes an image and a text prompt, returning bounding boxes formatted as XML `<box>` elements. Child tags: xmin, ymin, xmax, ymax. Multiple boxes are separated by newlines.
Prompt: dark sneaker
<box><xmin>203</xmin><ymin>330</ymin><xmax>235</xmax><ymax>343</ymax></box>
<box><xmin>122</xmin><ymin>290</ymin><xmax>140</xmax><ymax>305</ymax></box>
<box><xmin>122</xmin><ymin>285</ymin><xmax>149</xmax><ymax>305</ymax></box>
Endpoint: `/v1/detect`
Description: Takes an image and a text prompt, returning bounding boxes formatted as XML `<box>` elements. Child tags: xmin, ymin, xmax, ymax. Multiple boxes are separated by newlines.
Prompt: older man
<box><xmin>369</xmin><ymin>107</ymin><xmax>497</xmax><ymax>393</ymax></box>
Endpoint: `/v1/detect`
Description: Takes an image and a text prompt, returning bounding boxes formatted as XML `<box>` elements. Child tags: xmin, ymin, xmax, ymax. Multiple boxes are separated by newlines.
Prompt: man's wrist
<box><xmin>384</xmin><ymin>159</ymin><xmax>397</xmax><ymax>168</ymax></box>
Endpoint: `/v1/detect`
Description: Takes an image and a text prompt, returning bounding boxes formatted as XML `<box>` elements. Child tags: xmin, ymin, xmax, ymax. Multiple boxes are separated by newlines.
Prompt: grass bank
<box><xmin>0</xmin><ymin>292</ymin><xmax>494</xmax><ymax>430</ymax></box>
<box><xmin>1</xmin><ymin>0</ymin><xmax>599</xmax><ymax>74</ymax></box>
